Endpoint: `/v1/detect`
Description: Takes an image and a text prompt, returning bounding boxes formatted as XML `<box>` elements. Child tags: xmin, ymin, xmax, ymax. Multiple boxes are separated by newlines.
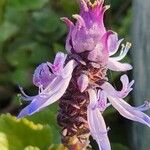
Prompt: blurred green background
<box><xmin>0</xmin><ymin>0</ymin><xmax>132</xmax><ymax>150</ymax></box>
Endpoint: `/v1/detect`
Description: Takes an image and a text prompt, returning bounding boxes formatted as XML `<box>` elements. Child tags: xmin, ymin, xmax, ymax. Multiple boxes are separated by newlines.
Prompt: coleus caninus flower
<box><xmin>18</xmin><ymin>0</ymin><xmax>150</xmax><ymax>150</ymax></box>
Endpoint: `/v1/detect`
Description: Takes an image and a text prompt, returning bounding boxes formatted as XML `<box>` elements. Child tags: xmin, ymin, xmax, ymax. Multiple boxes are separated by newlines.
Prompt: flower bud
<box><xmin>63</xmin><ymin>0</ymin><xmax>110</xmax><ymax>58</ymax></box>
<box><xmin>77</xmin><ymin>74</ymin><xmax>89</xmax><ymax>93</ymax></box>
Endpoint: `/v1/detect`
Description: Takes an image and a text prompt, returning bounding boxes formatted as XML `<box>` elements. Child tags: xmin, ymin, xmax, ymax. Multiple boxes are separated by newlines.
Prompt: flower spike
<box><xmin>17</xmin><ymin>0</ymin><xmax>150</xmax><ymax>149</ymax></box>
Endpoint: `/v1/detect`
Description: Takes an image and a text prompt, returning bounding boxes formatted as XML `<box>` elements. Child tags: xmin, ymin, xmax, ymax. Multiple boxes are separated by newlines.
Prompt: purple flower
<box><xmin>87</xmin><ymin>89</ymin><xmax>111</xmax><ymax>150</ymax></box>
<box><xmin>62</xmin><ymin>0</ymin><xmax>110</xmax><ymax>63</ymax></box>
<box><xmin>88</xmin><ymin>75</ymin><xmax>150</xmax><ymax>150</ymax></box>
<box><xmin>18</xmin><ymin>0</ymin><xmax>150</xmax><ymax>150</ymax></box>
<box><xmin>18</xmin><ymin>52</ymin><xmax>76</xmax><ymax>118</ymax></box>
<box><xmin>63</xmin><ymin>0</ymin><xmax>132</xmax><ymax>69</ymax></box>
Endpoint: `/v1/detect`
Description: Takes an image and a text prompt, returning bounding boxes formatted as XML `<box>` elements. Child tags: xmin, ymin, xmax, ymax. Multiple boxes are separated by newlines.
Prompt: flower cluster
<box><xmin>18</xmin><ymin>0</ymin><xmax>150</xmax><ymax>150</ymax></box>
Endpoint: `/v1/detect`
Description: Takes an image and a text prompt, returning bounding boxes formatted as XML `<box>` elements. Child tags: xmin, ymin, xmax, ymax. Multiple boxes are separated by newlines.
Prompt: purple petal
<box><xmin>61</xmin><ymin>17</ymin><xmax>74</xmax><ymax>28</ymax></box>
<box><xmin>87</xmin><ymin>31</ymin><xmax>115</xmax><ymax>63</ymax></box>
<box><xmin>77</xmin><ymin>74</ymin><xmax>89</xmax><ymax>93</ymax></box>
<box><xmin>18</xmin><ymin>60</ymin><xmax>76</xmax><ymax>118</ymax></box>
<box><xmin>107</xmin><ymin>32</ymin><xmax>123</xmax><ymax>56</ymax></box>
<box><xmin>101</xmin><ymin>31</ymin><xmax>115</xmax><ymax>55</ymax></box>
<box><xmin>18</xmin><ymin>76</ymin><xmax>62</xmax><ymax>117</ymax></box>
<box><xmin>120</xmin><ymin>75</ymin><xmax>129</xmax><ymax>89</ymax></box>
<box><xmin>48</xmin><ymin>52</ymin><xmax>67</xmax><ymax>75</ymax></box>
<box><xmin>72</xmin><ymin>14</ymin><xmax>86</xmax><ymax>29</ymax></box>
<box><xmin>101</xmin><ymin>82</ymin><xmax>117</xmax><ymax>97</ymax></box>
<box><xmin>97</xmin><ymin>90</ymin><xmax>108</xmax><ymax>112</ymax></box>
<box><xmin>53</xmin><ymin>52</ymin><xmax>67</xmax><ymax>68</ymax></box>
<box><xmin>61</xmin><ymin>17</ymin><xmax>74</xmax><ymax>53</ymax></box>
<box><xmin>36</xmin><ymin>75</ymin><xmax>73</xmax><ymax>111</ymax></box>
<box><xmin>87</xmin><ymin>43</ymin><xmax>104</xmax><ymax>63</ymax></box>
<box><xmin>65</xmin><ymin>0</ymin><xmax>110</xmax><ymax>54</ymax></box>
<box><xmin>101</xmin><ymin>75</ymin><xmax>134</xmax><ymax>99</ymax></box>
<box><xmin>71</xmin><ymin>15</ymin><xmax>98</xmax><ymax>53</ymax></box>
<box><xmin>80</xmin><ymin>0</ymin><xmax>108</xmax><ymax>34</ymax></box>
<box><xmin>134</xmin><ymin>101</ymin><xmax>150</xmax><ymax>112</ymax></box>
<box><xmin>107</xmin><ymin>58</ymin><xmax>133</xmax><ymax>72</ymax></box>
<box><xmin>107</xmin><ymin>96</ymin><xmax>150</xmax><ymax>127</ymax></box>
<box><xmin>18</xmin><ymin>75</ymin><xmax>72</xmax><ymax>118</ymax></box>
<box><xmin>33</xmin><ymin>63</ymin><xmax>52</xmax><ymax>88</ymax></box>
<box><xmin>61</xmin><ymin>60</ymin><xmax>77</xmax><ymax>78</ymax></box>
<box><xmin>79</xmin><ymin>0</ymin><xmax>89</xmax><ymax>12</ymax></box>
<box><xmin>87</xmin><ymin>89</ymin><xmax>111</xmax><ymax>150</ymax></box>
<box><xmin>117</xmin><ymin>75</ymin><xmax>134</xmax><ymax>98</ymax></box>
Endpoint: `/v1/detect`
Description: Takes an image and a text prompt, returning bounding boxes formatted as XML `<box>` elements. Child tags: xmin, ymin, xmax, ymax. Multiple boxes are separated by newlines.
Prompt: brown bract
<box><xmin>57</xmin><ymin>54</ymin><xmax>107</xmax><ymax>149</ymax></box>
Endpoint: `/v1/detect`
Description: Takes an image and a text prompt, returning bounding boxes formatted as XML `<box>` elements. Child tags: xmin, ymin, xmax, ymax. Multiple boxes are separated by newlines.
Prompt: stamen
<box><xmin>111</xmin><ymin>42</ymin><xmax>131</xmax><ymax>61</ymax></box>
<box><xmin>19</xmin><ymin>86</ymin><xmax>28</xmax><ymax>97</ymax></box>
<box><xmin>126</xmin><ymin>42</ymin><xmax>132</xmax><ymax>48</ymax></box>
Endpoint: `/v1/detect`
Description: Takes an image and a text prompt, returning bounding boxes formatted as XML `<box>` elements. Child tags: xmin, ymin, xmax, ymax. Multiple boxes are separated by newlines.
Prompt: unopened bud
<box><xmin>77</xmin><ymin>74</ymin><xmax>89</xmax><ymax>93</ymax></box>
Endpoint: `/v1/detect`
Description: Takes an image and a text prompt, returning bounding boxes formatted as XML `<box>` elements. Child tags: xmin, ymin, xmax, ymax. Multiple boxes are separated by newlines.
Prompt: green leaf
<box><xmin>118</xmin><ymin>9</ymin><xmax>132</xmax><ymax>38</ymax></box>
<box><xmin>112</xmin><ymin>143</ymin><xmax>129</xmax><ymax>150</ymax></box>
<box><xmin>6</xmin><ymin>48</ymin><xmax>31</xmax><ymax>68</ymax></box>
<box><xmin>48</xmin><ymin>144</ymin><xmax>67</xmax><ymax>150</ymax></box>
<box><xmin>27</xmin><ymin>104</ymin><xmax>61</xmax><ymax>144</ymax></box>
<box><xmin>109</xmin><ymin>0</ymin><xmax>124</xmax><ymax>10</ymax></box>
<box><xmin>11</xmin><ymin>69</ymin><xmax>32</xmax><ymax>87</ymax></box>
<box><xmin>59</xmin><ymin>0</ymin><xmax>78</xmax><ymax>14</ymax></box>
<box><xmin>24</xmin><ymin>146</ymin><xmax>40</xmax><ymax>150</ymax></box>
<box><xmin>104</xmin><ymin>106</ymin><xmax>117</xmax><ymax>117</ymax></box>
<box><xmin>4</xmin><ymin>8</ymin><xmax>28</xmax><ymax>26</ymax></box>
<box><xmin>0</xmin><ymin>132</ymin><xmax>8</xmax><ymax>150</ymax></box>
<box><xmin>0</xmin><ymin>114</ymin><xmax>52</xmax><ymax>150</ymax></box>
<box><xmin>0</xmin><ymin>0</ymin><xmax>6</xmax><ymax>24</ymax></box>
<box><xmin>0</xmin><ymin>21</ymin><xmax>18</xmax><ymax>43</ymax></box>
<box><xmin>31</xmin><ymin>9</ymin><xmax>66</xmax><ymax>41</ymax></box>
<box><xmin>29</xmin><ymin>44</ymin><xmax>52</xmax><ymax>64</ymax></box>
<box><xmin>32</xmin><ymin>10</ymin><xmax>59</xmax><ymax>34</ymax></box>
<box><xmin>7</xmin><ymin>0</ymin><xmax>49</xmax><ymax>11</ymax></box>
<box><xmin>6</xmin><ymin>41</ymin><xmax>51</xmax><ymax>68</ymax></box>
<box><xmin>53</xmin><ymin>43</ymin><xmax>65</xmax><ymax>53</ymax></box>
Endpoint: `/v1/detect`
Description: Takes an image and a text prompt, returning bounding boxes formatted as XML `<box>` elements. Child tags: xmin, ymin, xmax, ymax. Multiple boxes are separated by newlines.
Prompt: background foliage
<box><xmin>0</xmin><ymin>0</ymin><xmax>132</xmax><ymax>149</ymax></box>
